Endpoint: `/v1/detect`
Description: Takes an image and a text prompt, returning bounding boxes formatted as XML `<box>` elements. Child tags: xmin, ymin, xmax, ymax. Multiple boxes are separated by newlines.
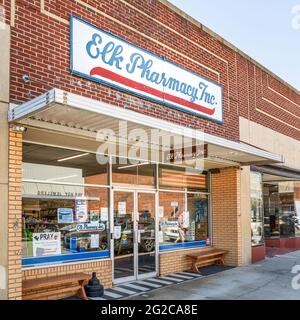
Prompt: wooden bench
<box><xmin>22</xmin><ymin>273</ymin><xmax>90</xmax><ymax>300</ymax></box>
<box><xmin>187</xmin><ymin>248</ymin><xmax>228</xmax><ymax>274</ymax></box>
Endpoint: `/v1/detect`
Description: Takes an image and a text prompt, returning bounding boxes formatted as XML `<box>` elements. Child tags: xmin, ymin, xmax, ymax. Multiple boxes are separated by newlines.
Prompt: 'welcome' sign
<box><xmin>70</xmin><ymin>16</ymin><xmax>223</xmax><ymax>123</ymax></box>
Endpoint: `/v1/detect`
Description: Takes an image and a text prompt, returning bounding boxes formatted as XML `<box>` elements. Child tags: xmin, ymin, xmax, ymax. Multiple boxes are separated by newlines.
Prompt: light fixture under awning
<box><xmin>9</xmin><ymin>88</ymin><xmax>283</xmax><ymax>169</ymax></box>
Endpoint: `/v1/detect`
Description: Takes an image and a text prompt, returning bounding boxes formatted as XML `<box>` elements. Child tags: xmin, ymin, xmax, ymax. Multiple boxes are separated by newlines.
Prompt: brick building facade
<box><xmin>0</xmin><ymin>0</ymin><xmax>299</xmax><ymax>300</ymax></box>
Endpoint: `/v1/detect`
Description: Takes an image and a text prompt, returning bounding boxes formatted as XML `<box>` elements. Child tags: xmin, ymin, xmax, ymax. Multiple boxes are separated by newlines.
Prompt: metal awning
<box><xmin>8</xmin><ymin>88</ymin><xmax>283</xmax><ymax>169</ymax></box>
<box><xmin>252</xmin><ymin>165</ymin><xmax>300</xmax><ymax>182</ymax></box>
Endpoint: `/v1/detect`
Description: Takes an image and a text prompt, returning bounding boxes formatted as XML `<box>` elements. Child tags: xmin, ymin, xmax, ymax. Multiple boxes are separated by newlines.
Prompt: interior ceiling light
<box><xmin>47</xmin><ymin>175</ymin><xmax>78</xmax><ymax>181</ymax></box>
<box><xmin>57</xmin><ymin>153</ymin><xmax>90</xmax><ymax>162</ymax></box>
<box><xmin>117</xmin><ymin>162</ymin><xmax>149</xmax><ymax>170</ymax></box>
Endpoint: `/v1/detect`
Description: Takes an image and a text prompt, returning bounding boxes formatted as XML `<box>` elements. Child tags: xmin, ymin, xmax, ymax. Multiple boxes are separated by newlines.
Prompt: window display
<box><xmin>22</xmin><ymin>143</ymin><xmax>212</xmax><ymax>268</ymax></box>
<box><xmin>187</xmin><ymin>193</ymin><xmax>209</xmax><ymax>242</ymax></box>
<box><xmin>22</xmin><ymin>184</ymin><xmax>110</xmax><ymax>263</ymax></box>
<box><xmin>250</xmin><ymin>171</ymin><xmax>264</xmax><ymax>246</ymax></box>
<box><xmin>264</xmin><ymin>181</ymin><xmax>298</xmax><ymax>239</ymax></box>
<box><xmin>159</xmin><ymin>191</ymin><xmax>209</xmax><ymax>249</ymax></box>
<box><xmin>22</xmin><ymin>144</ymin><xmax>110</xmax><ymax>265</ymax></box>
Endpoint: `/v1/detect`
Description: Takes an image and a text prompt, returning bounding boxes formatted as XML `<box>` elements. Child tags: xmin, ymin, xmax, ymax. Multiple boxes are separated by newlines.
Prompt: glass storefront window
<box><xmin>250</xmin><ymin>171</ymin><xmax>264</xmax><ymax>246</ymax></box>
<box><xmin>295</xmin><ymin>182</ymin><xmax>300</xmax><ymax>237</ymax></box>
<box><xmin>187</xmin><ymin>193</ymin><xmax>209</xmax><ymax>242</ymax></box>
<box><xmin>22</xmin><ymin>143</ymin><xmax>211</xmax><ymax>266</ymax></box>
<box><xmin>112</xmin><ymin>157</ymin><xmax>155</xmax><ymax>187</ymax></box>
<box><xmin>22</xmin><ymin>143</ymin><xmax>110</xmax><ymax>266</ymax></box>
<box><xmin>22</xmin><ymin>181</ymin><xmax>109</xmax><ymax>262</ymax></box>
<box><xmin>264</xmin><ymin>181</ymin><xmax>297</xmax><ymax>239</ymax></box>
<box><xmin>159</xmin><ymin>164</ymin><xmax>207</xmax><ymax>192</ymax></box>
<box><xmin>159</xmin><ymin>191</ymin><xmax>209</xmax><ymax>248</ymax></box>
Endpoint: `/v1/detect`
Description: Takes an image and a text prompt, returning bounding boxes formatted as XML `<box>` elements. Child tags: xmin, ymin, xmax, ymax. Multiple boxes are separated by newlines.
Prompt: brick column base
<box><xmin>7</xmin><ymin>126</ymin><xmax>23</xmax><ymax>300</ymax></box>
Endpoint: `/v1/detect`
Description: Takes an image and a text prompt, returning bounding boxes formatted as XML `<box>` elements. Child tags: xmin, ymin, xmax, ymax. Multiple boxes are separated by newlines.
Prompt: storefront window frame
<box><xmin>157</xmin><ymin>163</ymin><xmax>211</xmax><ymax>252</ymax></box>
<box><xmin>21</xmin><ymin>145</ymin><xmax>212</xmax><ymax>268</ymax></box>
<box><xmin>250</xmin><ymin>171</ymin><xmax>264</xmax><ymax>247</ymax></box>
<box><xmin>21</xmin><ymin>178</ymin><xmax>111</xmax><ymax>267</ymax></box>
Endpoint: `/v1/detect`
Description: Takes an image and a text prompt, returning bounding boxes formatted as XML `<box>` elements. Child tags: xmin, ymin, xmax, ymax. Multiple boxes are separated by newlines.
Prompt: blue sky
<box><xmin>169</xmin><ymin>0</ymin><xmax>300</xmax><ymax>91</ymax></box>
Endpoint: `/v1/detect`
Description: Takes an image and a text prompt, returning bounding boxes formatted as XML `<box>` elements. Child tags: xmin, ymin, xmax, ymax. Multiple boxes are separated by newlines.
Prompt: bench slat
<box><xmin>23</xmin><ymin>285</ymin><xmax>81</xmax><ymax>300</ymax></box>
<box><xmin>194</xmin><ymin>257</ymin><xmax>221</xmax><ymax>265</ymax></box>
<box><xmin>23</xmin><ymin>273</ymin><xmax>90</xmax><ymax>291</ymax></box>
<box><xmin>187</xmin><ymin>249</ymin><xmax>227</xmax><ymax>259</ymax></box>
<box><xmin>186</xmin><ymin>248</ymin><xmax>228</xmax><ymax>274</ymax></box>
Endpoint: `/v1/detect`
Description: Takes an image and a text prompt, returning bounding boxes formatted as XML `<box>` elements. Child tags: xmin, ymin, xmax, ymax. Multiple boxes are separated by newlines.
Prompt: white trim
<box><xmin>10</xmin><ymin>89</ymin><xmax>283</xmax><ymax>163</ymax></box>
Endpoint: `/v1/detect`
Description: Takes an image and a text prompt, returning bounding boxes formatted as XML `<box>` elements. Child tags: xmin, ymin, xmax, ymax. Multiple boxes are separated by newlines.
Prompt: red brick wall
<box><xmin>1</xmin><ymin>0</ymin><xmax>11</xmax><ymax>25</ymax></box>
<box><xmin>7</xmin><ymin>0</ymin><xmax>300</xmax><ymax>143</ymax></box>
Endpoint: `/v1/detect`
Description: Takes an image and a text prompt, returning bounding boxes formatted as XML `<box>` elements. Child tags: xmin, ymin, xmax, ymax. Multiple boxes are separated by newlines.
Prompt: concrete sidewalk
<box><xmin>129</xmin><ymin>251</ymin><xmax>300</xmax><ymax>300</ymax></box>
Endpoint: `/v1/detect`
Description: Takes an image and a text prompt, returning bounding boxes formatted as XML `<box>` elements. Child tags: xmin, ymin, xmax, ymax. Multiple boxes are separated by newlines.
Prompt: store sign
<box><xmin>165</xmin><ymin>144</ymin><xmax>208</xmax><ymax>163</ymax></box>
<box><xmin>32</xmin><ymin>232</ymin><xmax>61</xmax><ymax>257</ymax></box>
<box><xmin>37</xmin><ymin>191</ymin><xmax>83</xmax><ymax>198</ymax></box>
<box><xmin>76</xmin><ymin>222</ymin><xmax>106</xmax><ymax>232</ymax></box>
<box><xmin>70</xmin><ymin>16</ymin><xmax>223</xmax><ymax>122</ymax></box>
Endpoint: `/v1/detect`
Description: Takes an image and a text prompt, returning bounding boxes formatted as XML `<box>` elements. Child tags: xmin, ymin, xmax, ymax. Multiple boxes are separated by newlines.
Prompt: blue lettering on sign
<box><xmin>86</xmin><ymin>33</ymin><xmax>124</xmax><ymax>70</ymax></box>
<box><xmin>199</xmin><ymin>82</ymin><xmax>216</xmax><ymax>105</ymax></box>
<box><xmin>85</xmin><ymin>34</ymin><xmax>217</xmax><ymax>106</ymax></box>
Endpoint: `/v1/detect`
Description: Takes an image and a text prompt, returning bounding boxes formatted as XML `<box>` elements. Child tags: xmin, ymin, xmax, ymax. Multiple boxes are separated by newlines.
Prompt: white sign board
<box><xmin>32</xmin><ymin>232</ymin><xmax>61</xmax><ymax>257</ymax></box>
<box><xmin>171</xmin><ymin>201</ymin><xmax>178</xmax><ymax>207</ymax></box>
<box><xmin>118</xmin><ymin>202</ymin><xmax>126</xmax><ymax>216</ymax></box>
<box><xmin>158</xmin><ymin>206</ymin><xmax>164</xmax><ymax>218</ymax></box>
<box><xmin>71</xmin><ymin>16</ymin><xmax>223</xmax><ymax>123</ymax></box>
<box><xmin>182</xmin><ymin>211</ymin><xmax>190</xmax><ymax>229</ymax></box>
<box><xmin>90</xmin><ymin>234</ymin><xmax>100</xmax><ymax>249</ymax></box>
<box><xmin>75</xmin><ymin>198</ymin><xmax>88</xmax><ymax>222</ymax></box>
<box><xmin>100</xmin><ymin>207</ymin><xmax>109</xmax><ymax>222</ymax></box>
<box><xmin>114</xmin><ymin>226</ymin><xmax>122</xmax><ymax>240</ymax></box>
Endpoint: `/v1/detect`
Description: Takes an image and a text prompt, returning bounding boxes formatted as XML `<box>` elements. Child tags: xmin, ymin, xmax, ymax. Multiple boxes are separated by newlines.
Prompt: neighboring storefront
<box><xmin>251</xmin><ymin>166</ymin><xmax>300</xmax><ymax>251</ymax></box>
<box><xmin>1</xmin><ymin>0</ymin><xmax>300</xmax><ymax>300</ymax></box>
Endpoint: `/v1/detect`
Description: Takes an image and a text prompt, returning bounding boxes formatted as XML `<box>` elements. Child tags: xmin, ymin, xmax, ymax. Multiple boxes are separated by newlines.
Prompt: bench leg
<box><xmin>191</xmin><ymin>263</ymin><xmax>201</xmax><ymax>274</ymax></box>
<box><xmin>77</xmin><ymin>280</ymin><xmax>88</xmax><ymax>300</ymax></box>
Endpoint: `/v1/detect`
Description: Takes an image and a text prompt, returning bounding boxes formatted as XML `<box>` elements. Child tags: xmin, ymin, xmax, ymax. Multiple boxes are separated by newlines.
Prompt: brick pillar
<box><xmin>7</xmin><ymin>126</ymin><xmax>23</xmax><ymax>300</ymax></box>
<box><xmin>211</xmin><ymin>167</ymin><xmax>242</xmax><ymax>266</ymax></box>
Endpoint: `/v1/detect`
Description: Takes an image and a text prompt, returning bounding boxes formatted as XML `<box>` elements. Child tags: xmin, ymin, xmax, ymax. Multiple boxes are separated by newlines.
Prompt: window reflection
<box><xmin>264</xmin><ymin>181</ymin><xmax>300</xmax><ymax>239</ymax></box>
<box><xmin>251</xmin><ymin>172</ymin><xmax>264</xmax><ymax>245</ymax></box>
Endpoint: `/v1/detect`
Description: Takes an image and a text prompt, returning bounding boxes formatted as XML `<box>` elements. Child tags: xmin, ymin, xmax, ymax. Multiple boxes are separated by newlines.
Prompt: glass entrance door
<box><xmin>113</xmin><ymin>191</ymin><xmax>135</xmax><ymax>282</ymax></box>
<box><xmin>137</xmin><ymin>192</ymin><xmax>156</xmax><ymax>277</ymax></box>
<box><xmin>113</xmin><ymin>190</ymin><xmax>157</xmax><ymax>284</ymax></box>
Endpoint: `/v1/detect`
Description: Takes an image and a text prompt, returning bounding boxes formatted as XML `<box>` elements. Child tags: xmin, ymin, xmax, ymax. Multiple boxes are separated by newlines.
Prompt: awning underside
<box><xmin>9</xmin><ymin>89</ymin><xmax>283</xmax><ymax>170</ymax></box>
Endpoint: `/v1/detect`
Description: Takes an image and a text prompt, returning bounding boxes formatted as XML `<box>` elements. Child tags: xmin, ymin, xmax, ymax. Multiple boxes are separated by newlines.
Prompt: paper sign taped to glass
<box><xmin>32</xmin><ymin>232</ymin><xmax>61</xmax><ymax>257</ymax></box>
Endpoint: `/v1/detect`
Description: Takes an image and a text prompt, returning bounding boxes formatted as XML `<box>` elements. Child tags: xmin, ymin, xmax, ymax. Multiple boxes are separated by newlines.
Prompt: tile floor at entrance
<box><xmin>90</xmin><ymin>272</ymin><xmax>203</xmax><ymax>300</ymax></box>
<box><xmin>89</xmin><ymin>266</ymin><xmax>234</xmax><ymax>300</ymax></box>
